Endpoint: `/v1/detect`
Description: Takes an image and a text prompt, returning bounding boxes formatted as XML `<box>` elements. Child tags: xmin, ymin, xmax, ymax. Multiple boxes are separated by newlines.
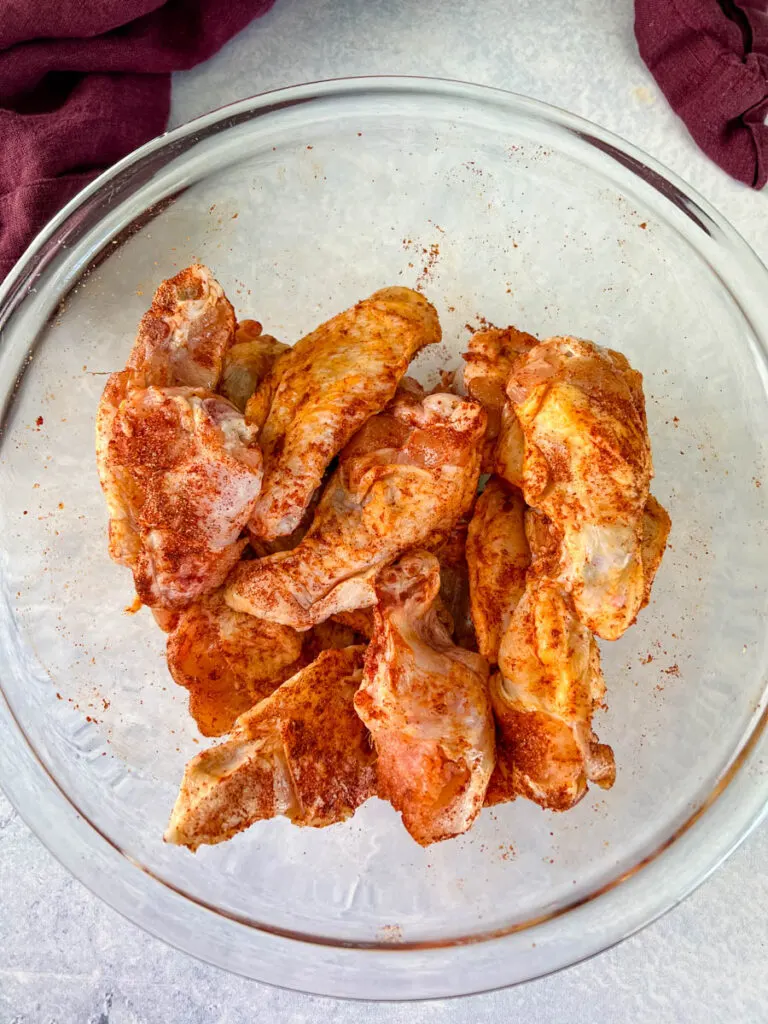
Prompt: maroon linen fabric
<box><xmin>635</xmin><ymin>0</ymin><xmax>768</xmax><ymax>188</ymax></box>
<box><xmin>0</xmin><ymin>0</ymin><xmax>276</xmax><ymax>280</ymax></box>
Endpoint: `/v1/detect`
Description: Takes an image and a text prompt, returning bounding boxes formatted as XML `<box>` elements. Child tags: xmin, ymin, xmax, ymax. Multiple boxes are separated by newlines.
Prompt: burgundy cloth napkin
<box><xmin>635</xmin><ymin>0</ymin><xmax>768</xmax><ymax>188</ymax></box>
<box><xmin>0</xmin><ymin>0</ymin><xmax>276</xmax><ymax>280</ymax></box>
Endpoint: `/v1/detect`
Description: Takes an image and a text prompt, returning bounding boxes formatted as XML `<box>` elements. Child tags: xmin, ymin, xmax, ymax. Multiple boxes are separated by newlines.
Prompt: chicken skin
<box><xmin>354</xmin><ymin>552</ymin><xmax>494</xmax><ymax>846</ymax></box>
<box><xmin>246</xmin><ymin>287</ymin><xmax>441</xmax><ymax>540</ymax></box>
<box><xmin>220</xmin><ymin>320</ymin><xmax>288</xmax><ymax>413</ymax></box>
<box><xmin>506</xmin><ymin>336</ymin><xmax>652</xmax><ymax>640</ymax></box>
<box><xmin>492</xmin><ymin>578</ymin><xmax>615</xmax><ymax>810</ymax></box>
<box><xmin>166</xmin><ymin>589</ymin><xmax>303</xmax><ymax>737</ymax></box>
<box><xmin>165</xmin><ymin>646</ymin><xmax>376</xmax><ymax>849</ymax></box>
<box><xmin>225</xmin><ymin>389</ymin><xmax>486</xmax><ymax>630</ymax></box>
<box><xmin>462</xmin><ymin>325</ymin><xmax>537</xmax><ymax>473</ymax></box>
<box><xmin>97</xmin><ymin>386</ymin><xmax>262</xmax><ymax>608</ymax></box>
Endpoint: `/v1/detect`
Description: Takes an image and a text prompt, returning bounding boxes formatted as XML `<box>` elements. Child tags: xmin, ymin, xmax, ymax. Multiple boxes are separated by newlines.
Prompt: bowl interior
<box><xmin>1</xmin><ymin>80</ymin><xmax>767</xmax><ymax>995</ymax></box>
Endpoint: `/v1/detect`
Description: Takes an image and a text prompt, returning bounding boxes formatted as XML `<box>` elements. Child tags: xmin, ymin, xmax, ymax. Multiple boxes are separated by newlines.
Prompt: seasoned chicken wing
<box><xmin>354</xmin><ymin>552</ymin><xmax>494</xmax><ymax>845</ymax></box>
<box><xmin>220</xmin><ymin>320</ymin><xmax>288</xmax><ymax>413</ymax></box>
<box><xmin>166</xmin><ymin>589</ymin><xmax>303</xmax><ymax>737</ymax></box>
<box><xmin>247</xmin><ymin>287</ymin><xmax>441</xmax><ymax>540</ymax></box>
<box><xmin>96</xmin><ymin>386</ymin><xmax>262</xmax><ymax>608</ymax></box>
<box><xmin>507</xmin><ymin>336</ymin><xmax>652</xmax><ymax>640</ymax></box>
<box><xmin>165</xmin><ymin>646</ymin><xmax>376</xmax><ymax>849</ymax></box>
<box><xmin>125</xmin><ymin>264</ymin><xmax>236</xmax><ymax>390</ymax></box>
<box><xmin>466</xmin><ymin>478</ymin><xmax>531</xmax><ymax>663</ymax></box>
<box><xmin>95</xmin><ymin>266</ymin><xmax>263</xmax><ymax>607</ymax></box>
<box><xmin>463</xmin><ymin>326</ymin><xmax>537</xmax><ymax>473</ymax></box>
<box><xmin>492</xmin><ymin>579</ymin><xmax>615</xmax><ymax>810</ymax></box>
<box><xmin>226</xmin><ymin>389</ymin><xmax>486</xmax><ymax>629</ymax></box>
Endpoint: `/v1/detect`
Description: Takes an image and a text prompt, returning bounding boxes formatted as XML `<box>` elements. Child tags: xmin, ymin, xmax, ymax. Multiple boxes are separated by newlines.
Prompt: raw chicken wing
<box><xmin>507</xmin><ymin>336</ymin><xmax>652</xmax><ymax>640</ymax></box>
<box><xmin>95</xmin><ymin>266</ymin><xmax>264</xmax><ymax>607</ymax></box>
<box><xmin>463</xmin><ymin>325</ymin><xmax>537</xmax><ymax>473</ymax></box>
<box><xmin>247</xmin><ymin>287</ymin><xmax>441</xmax><ymax>540</ymax></box>
<box><xmin>166</xmin><ymin>589</ymin><xmax>303</xmax><ymax>737</ymax></box>
<box><xmin>166</xmin><ymin>646</ymin><xmax>376</xmax><ymax>849</ymax></box>
<box><xmin>354</xmin><ymin>552</ymin><xmax>494</xmax><ymax>845</ymax></box>
<box><xmin>226</xmin><ymin>389</ymin><xmax>486</xmax><ymax>629</ymax></box>
<box><xmin>97</xmin><ymin>386</ymin><xmax>262</xmax><ymax>608</ymax></box>
<box><xmin>492</xmin><ymin>579</ymin><xmax>615</xmax><ymax>810</ymax></box>
<box><xmin>466</xmin><ymin>478</ymin><xmax>531</xmax><ymax>663</ymax></box>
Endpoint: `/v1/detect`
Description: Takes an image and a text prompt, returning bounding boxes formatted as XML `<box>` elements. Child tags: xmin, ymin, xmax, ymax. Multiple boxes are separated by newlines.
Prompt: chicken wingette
<box><xmin>166</xmin><ymin>646</ymin><xmax>376</xmax><ymax>849</ymax></box>
<box><xmin>226</xmin><ymin>387</ymin><xmax>486</xmax><ymax>629</ymax></box>
<box><xmin>247</xmin><ymin>287</ymin><xmax>441</xmax><ymax>540</ymax></box>
<box><xmin>97</xmin><ymin>385</ymin><xmax>262</xmax><ymax>608</ymax></box>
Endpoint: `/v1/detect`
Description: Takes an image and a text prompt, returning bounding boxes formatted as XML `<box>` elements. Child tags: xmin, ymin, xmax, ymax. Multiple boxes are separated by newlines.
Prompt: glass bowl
<box><xmin>1</xmin><ymin>77</ymin><xmax>767</xmax><ymax>1001</ymax></box>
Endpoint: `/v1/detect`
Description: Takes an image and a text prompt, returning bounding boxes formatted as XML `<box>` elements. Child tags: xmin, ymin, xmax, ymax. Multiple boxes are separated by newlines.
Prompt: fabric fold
<box><xmin>635</xmin><ymin>0</ymin><xmax>768</xmax><ymax>188</ymax></box>
<box><xmin>0</xmin><ymin>0</ymin><xmax>276</xmax><ymax>280</ymax></box>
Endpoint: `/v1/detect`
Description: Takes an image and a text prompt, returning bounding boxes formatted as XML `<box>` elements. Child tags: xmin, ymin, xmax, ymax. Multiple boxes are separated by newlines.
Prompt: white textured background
<box><xmin>2</xmin><ymin>1</ymin><xmax>767</xmax><ymax>1021</ymax></box>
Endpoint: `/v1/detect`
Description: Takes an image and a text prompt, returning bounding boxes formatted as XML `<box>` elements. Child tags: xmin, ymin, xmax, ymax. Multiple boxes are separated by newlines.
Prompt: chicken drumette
<box><xmin>354</xmin><ymin>551</ymin><xmax>494</xmax><ymax>845</ymax></box>
<box><xmin>124</xmin><ymin>264</ymin><xmax>236</xmax><ymax>390</ymax></box>
<box><xmin>491</xmin><ymin>578</ymin><xmax>615</xmax><ymax>810</ymax></box>
<box><xmin>505</xmin><ymin>336</ymin><xmax>653</xmax><ymax>640</ymax></box>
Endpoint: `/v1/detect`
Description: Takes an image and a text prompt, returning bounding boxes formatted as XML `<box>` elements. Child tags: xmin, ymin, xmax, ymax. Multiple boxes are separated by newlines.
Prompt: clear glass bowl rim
<box><xmin>0</xmin><ymin>75</ymin><xmax>767</xmax><ymax>1001</ymax></box>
